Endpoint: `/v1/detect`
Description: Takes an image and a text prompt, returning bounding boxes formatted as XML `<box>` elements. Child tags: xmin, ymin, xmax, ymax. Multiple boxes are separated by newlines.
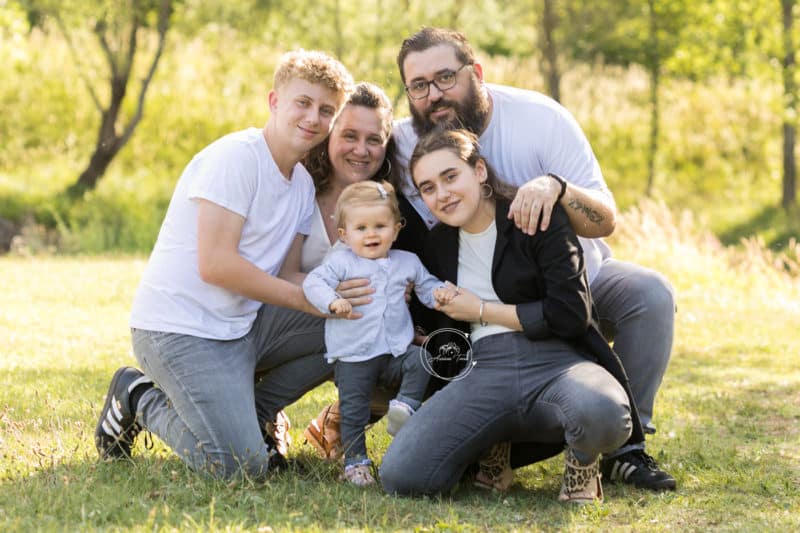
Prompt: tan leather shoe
<box><xmin>303</xmin><ymin>401</ymin><xmax>344</xmax><ymax>462</ymax></box>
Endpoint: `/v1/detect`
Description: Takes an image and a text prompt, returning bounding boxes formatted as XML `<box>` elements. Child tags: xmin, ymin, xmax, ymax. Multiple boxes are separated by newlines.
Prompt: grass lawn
<box><xmin>1</xmin><ymin>207</ymin><xmax>799</xmax><ymax>531</ymax></box>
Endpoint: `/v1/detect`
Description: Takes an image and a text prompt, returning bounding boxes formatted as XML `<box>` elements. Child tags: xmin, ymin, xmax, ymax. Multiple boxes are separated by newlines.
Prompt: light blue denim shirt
<box><xmin>303</xmin><ymin>248</ymin><xmax>444</xmax><ymax>362</ymax></box>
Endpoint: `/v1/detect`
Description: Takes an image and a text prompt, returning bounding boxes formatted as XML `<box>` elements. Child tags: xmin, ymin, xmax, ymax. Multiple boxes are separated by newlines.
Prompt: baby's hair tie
<box><xmin>376</xmin><ymin>183</ymin><xmax>388</xmax><ymax>199</ymax></box>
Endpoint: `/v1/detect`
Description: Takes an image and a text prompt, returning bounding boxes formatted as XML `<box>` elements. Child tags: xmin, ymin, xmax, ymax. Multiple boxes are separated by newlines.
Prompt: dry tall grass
<box><xmin>612</xmin><ymin>199</ymin><xmax>800</xmax><ymax>287</ymax></box>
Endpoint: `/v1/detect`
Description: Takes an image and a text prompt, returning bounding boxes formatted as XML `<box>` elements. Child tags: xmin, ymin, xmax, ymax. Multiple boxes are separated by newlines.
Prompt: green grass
<box><xmin>1</xmin><ymin>205</ymin><xmax>799</xmax><ymax>531</ymax></box>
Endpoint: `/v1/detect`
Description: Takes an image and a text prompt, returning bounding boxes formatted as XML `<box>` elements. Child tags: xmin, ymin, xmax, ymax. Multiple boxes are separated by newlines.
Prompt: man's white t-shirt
<box><xmin>393</xmin><ymin>83</ymin><xmax>613</xmax><ymax>283</ymax></box>
<box><xmin>130</xmin><ymin>127</ymin><xmax>315</xmax><ymax>340</ymax></box>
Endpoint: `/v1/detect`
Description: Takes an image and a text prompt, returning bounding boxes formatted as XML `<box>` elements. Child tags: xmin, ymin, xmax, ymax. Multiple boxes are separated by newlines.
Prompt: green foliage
<box><xmin>0</xmin><ymin>0</ymin><xmax>798</xmax><ymax>254</ymax></box>
<box><xmin>667</xmin><ymin>0</ymin><xmax>777</xmax><ymax>79</ymax></box>
<box><xmin>562</xmin><ymin>0</ymin><xmax>691</xmax><ymax>71</ymax></box>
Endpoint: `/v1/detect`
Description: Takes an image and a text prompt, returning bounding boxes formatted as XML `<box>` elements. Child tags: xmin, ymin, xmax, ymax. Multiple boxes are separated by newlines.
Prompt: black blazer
<box><xmin>419</xmin><ymin>199</ymin><xmax>645</xmax><ymax>445</ymax></box>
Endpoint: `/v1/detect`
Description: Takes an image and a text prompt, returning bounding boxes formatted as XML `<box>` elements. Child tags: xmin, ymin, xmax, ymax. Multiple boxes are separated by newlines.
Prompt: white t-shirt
<box><xmin>300</xmin><ymin>200</ymin><xmax>347</xmax><ymax>273</ymax></box>
<box><xmin>456</xmin><ymin>221</ymin><xmax>514</xmax><ymax>343</ymax></box>
<box><xmin>394</xmin><ymin>83</ymin><xmax>613</xmax><ymax>283</ymax></box>
<box><xmin>130</xmin><ymin>127</ymin><xmax>315</xmax><ymax>340</ymax></box>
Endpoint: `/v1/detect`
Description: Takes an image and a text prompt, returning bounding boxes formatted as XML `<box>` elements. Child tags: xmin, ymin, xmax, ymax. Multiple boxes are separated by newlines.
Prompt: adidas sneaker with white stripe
<box><xmin>600</xmin><ymin>448</ymin><xmax>677</xmax><ymax>491</ymax></box>
<box><xmin>95</xmin><ymin>366</ymin><xmax>153</xmax><ymax>460</ymax></box>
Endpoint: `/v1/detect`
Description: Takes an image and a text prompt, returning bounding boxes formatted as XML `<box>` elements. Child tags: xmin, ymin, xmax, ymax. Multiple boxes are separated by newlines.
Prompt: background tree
<box><xmin>783</xmin><ymin>0</ymin><xmax>797</xmax><ymax>210</ymax></box>
<box><xmin>564</xmin><ymin>0</ymin><xmax>693</xmax><ymax>196</ymax></box>
<box><xmin>538</xmin><ymin>0</ymin><xmax>561</xmax><ymax>102</ymax></box>
<box><xmin>674</xmin><ymin>0</ymin><xmax>796</xmax><ymax>211</ymax></box>
<box><xmin>28</xmin><ymin>0</ymin><xmax>173</xmax><ymax>197</ymax></box>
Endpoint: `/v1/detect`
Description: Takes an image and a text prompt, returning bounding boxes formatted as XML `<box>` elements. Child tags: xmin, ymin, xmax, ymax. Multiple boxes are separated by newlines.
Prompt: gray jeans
<box><xmin>334</xmin><ymin>345</ymin><xmax>430</xmax><ymax>466</ymax></box>
<box><xmin>591</xmin><ymin>258</ymin><xmax>675</xmax><ymax>450</ymax></box>
<box><xmin>132</xmin><ymin>305</ymin><xmax>329</xmax><ymax>479</ymax></box>
<box><xmin>379</xmin><ymin>332</ymin><xmax>632</xmax><ymax>495</ymax></box>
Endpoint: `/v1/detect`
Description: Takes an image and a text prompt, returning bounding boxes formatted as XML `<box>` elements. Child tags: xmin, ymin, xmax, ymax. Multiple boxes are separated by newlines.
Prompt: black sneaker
<box><xmin>262</xmin><ymin>410</ymin><xmax>301</xmax><ymax>473</ymax></box>
<box><xmin>600</xmin><ymin>449</ymin><xmax>677</xmax><ymax>491</ymax></box>
<box><xmin>95</xmin><ymin>367</ymin><xmax>153</xmax><ymax>460</ymax></box>
<box><xmin>263</xmin><ymin>434</ymin><xmax>290</xmax><ymax>471</ymax></box>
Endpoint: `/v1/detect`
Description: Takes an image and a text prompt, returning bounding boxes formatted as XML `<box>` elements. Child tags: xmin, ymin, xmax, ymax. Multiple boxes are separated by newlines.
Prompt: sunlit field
<box><xmin>1</xmin><ymin>202</ymin><xmax>798</xmax><ymax>531</ymax></box>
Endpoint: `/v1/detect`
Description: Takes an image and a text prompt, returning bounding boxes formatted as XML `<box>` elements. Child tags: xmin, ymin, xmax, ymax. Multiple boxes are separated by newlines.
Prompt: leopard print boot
<box><xmin>474</xmin><ymin>441</ymin><xmax>514</xmax><ymax>491</ymax></box>
<box><xmin>558</xmin><ymin>448</ymin><xmax>603</xmax><ymax>504</ymax></box>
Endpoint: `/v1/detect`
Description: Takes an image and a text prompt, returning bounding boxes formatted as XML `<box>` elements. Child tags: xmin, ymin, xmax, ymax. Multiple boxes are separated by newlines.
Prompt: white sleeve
<box><xmin>187</xmin><ymin>139</ymin><xmax>258</xmax><ymax>217</ymax></box>
<box><xmin>543</xmin><ymin>104</ymin><xmax>609</xmax><ymax>194</ymax></box>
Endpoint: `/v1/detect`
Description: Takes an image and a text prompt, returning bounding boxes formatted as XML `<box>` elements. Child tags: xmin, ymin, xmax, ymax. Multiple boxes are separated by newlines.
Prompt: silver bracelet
<box><xmin>479</xmin><ymin>300</ymin><xmax>488</xmax><ymax>327</ymax></box>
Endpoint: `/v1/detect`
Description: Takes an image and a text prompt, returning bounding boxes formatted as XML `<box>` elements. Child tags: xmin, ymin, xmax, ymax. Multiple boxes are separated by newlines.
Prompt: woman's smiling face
<box><xmin>412</xmin><ymin>148</ymin><xmax>490</xmax><ymax>232</ymax></box>
<box><xmin>327</xmin><ymin>104</ymin><xmax>388</xmax><ymax>187</ymax></box>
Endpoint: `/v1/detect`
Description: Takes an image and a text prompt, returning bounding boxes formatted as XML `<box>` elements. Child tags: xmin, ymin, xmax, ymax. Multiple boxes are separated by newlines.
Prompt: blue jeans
<box><xmin>380</xmin><ymin>332</ymin><xmax>632</xmax><ymax>495</ymax></box>
<box><xmin>132</xmin><ymin>305</ymin><xmax>329</xmax><ymax>479</ymax></box>
<box><xmin>591</xmin><ymin>258</ymin><xmax>675</xmax><ymax>450</ymax></box>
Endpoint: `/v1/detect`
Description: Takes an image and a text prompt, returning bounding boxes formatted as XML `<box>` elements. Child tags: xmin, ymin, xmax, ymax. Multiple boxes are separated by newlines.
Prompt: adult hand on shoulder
<box><xmin>509</xmin><ymin>175</ymin><xmax>562</xmax><ymax>235</ymax></box>
<box><xmin>335</xmin><ymin>278</ymin><xmax>374</xmax><ymax>309</ymax></box>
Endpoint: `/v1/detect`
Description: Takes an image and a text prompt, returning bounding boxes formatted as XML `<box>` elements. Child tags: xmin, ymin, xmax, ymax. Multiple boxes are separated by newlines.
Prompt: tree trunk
<box><xmin>67</xmin><ymin>77</ymin><xmax>127</xmax><ymax>197</ymax></box>
<box><xmin>72</xmin><ymin>140</ymin><xmax>120</xmax><ymax>194</ymax></box>
<box><xmin>647</xmin><ymin>65</ymin><xmax>660</xmax><ymax>197</ymax></box>
<box><xmin>539</xmin><ymin>0</ymin><xmax>561</xmax><ymax>102</ymax></box>
<box><xmin>62</xmin><ymin>0</ymin><xmax>171</xmax><ymax>197</ymax></box>
<box><xmin>448</xmin><ymin>1</ymin><xmax>460</xmax><ymax>28</ymax></box>
<box><xmin>646</xmin><ymin>0</ymin><xmax>659</xmax><ymax>196</ymax></box>
<box><xmin>333</xmin><ymin>0</ymin><xmax>343</xmax><ymax>59</ymax></box>
<box><xmin>783</xmin><ymin>0</ymin><xmax>797</xmax><ymax>210</ymax></box>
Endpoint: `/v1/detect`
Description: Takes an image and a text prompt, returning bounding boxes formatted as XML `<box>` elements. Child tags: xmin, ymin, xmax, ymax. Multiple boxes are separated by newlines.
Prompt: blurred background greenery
<box><xmin>0</xmin><ymin>0</ymin><xmax>798</xmax><ymax>258</ymax></box>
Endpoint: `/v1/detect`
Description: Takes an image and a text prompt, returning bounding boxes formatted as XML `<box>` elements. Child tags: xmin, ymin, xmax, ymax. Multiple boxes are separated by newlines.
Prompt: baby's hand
<box><xmin>329</xmin><ymin>298</ymin><xmax>352</xmax><ymax>317</ymax></box>
<box><xmin>434</xmin><ymin>284</ymin><xmax>459</xmax><ymax>305</ymax></box>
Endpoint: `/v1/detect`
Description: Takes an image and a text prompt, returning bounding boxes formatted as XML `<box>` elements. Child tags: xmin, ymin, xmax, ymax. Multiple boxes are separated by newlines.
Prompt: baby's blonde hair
<box><xmin>273</xmin><ymin>50</ymin><xmax>354</xmax><ymax>97</ymax></box>
<box><xmin>334</xmin><ymin>181</ymin><xmax>402</xmax><ymax>229</ymax></box>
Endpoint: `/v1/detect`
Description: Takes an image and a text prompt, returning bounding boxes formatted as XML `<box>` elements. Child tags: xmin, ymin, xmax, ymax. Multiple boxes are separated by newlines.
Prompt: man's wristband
<box><xmin>548</xmin><ymin>172</ymin><xmax>568</xmax><ymax>202</ymax></box>
<box><xmin>479</xmin><ymin>300</ymin><xmax>488</xmax><ymax>327</ymax></box>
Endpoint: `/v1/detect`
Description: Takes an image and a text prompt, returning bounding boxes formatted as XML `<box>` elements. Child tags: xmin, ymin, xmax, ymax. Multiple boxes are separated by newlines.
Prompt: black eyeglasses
<box><xmin>405</xmin><ymin>63</ymin><xmax>471</xmax><ymax>100</ymax></box>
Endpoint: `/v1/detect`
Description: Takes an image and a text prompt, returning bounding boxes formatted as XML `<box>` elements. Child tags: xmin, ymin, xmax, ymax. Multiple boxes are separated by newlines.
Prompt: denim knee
<box><xmin>631</xmin><ymin>268</ymin><xmax>676</xmax><ymax>317</ymax></box>
<box><xmin>575</xmin><ymin>395</ymin><xmax>632</xmax><ymax>455</ymax></box>
<box><xmin>198</xmin><ymin>448</ymin><xmax>271</xmax><ymax>480</ymax></box>
<box><xmin>380</xmin><ymin>449</ymin><xmax>443</xmax><ymax>496</ymax></box>
<box><xmin>379</xmin><ymin>452</ymin><xmax>417</xmax><ymax>495</ymax></box>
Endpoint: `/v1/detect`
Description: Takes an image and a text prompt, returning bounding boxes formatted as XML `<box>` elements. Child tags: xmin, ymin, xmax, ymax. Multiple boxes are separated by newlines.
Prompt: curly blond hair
<box><xmin>273</xmin><ymin>50</ymin><xmax>354</xmax><ymax>97</ymax></box>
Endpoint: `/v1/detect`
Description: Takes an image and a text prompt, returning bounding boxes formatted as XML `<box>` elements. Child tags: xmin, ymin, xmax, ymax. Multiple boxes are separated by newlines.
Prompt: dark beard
<box><xmin>410</xmin><ymin>77</ymin><xmax>490</xmax><ymax>137</ymax></box>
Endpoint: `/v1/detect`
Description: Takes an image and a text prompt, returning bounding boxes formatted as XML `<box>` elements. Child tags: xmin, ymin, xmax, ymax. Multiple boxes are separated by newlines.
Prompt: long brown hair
<box><xmin>409</xmin><ymin>127</ymin><xmax>517</xmax><ymax>203</ymax></box>
<box><xmin>304</xmin><ymin>82</ymin><xmax>399</xmax><ymax>194</ymax></box>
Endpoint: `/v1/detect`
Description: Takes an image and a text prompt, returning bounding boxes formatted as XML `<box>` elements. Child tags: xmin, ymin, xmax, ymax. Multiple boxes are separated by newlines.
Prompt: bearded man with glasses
<box><xmin>382</xmin><ymin>26</ymin><xmax>677</xmax><ymax>494</ymax></box>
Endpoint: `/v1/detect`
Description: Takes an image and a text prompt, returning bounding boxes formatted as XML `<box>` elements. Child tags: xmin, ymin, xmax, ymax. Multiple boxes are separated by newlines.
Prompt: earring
<box><xmin>377</xmin><ymin>158</ymin><xmax>392</xmax><ymax>179</ymax></box>
<box><xmin>480</xmin><ymin>182</ymin><xmax>494</xmax><ymax>198</ymax></box>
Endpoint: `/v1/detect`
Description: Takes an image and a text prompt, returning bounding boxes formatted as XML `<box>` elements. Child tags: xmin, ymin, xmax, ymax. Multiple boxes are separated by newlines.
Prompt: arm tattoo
<box><xmin>567</xmin><ymin>198</ymin><xmax>604</xmax><ymax>225</ymax></box>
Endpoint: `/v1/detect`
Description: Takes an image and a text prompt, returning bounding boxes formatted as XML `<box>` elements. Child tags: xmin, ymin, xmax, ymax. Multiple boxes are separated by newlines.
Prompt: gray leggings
<box><xmin>379</xmin><ymin>332</ymin><xmax>632</xmax><ymax>495</ymax></box>
<box><xmin>334</xmin><ymin>345</ymin><xmax>430</xmax><ymax>466</ymax></box>
<box><xmin>133</xmin><ymin>305</ymin><xmax>330</xmax><ymax>480</ymax></box>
